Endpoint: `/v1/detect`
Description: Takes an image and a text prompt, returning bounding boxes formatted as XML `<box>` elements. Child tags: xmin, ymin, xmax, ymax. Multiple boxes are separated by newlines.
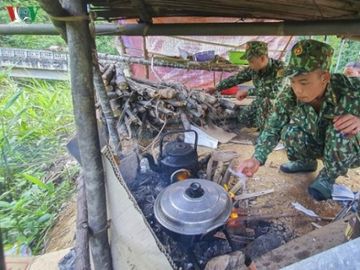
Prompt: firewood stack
<box><xmin>99</xmin><ymin>63</ymin><xmax>239</xmax><ymax>140</ymax></box>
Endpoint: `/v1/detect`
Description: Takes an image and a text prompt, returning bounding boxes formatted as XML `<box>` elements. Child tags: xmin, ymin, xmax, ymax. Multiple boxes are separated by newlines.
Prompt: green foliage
<box><xmin>301</xmin><ymin>36</ymin><xmax>360</xmax><ymax>73</ymax></box>
<box><xmin>96</xmin><ymin>36</ymin><xmax>118</xmax><ymax>55</ymax></box>
<box><xmin>0</xmin><ymin>1</ymin><xmax>117</xmax><ymax>54</ymax></box>
<box><xmin>0</xmin><ymin>74</ymin><xmax>77</xmax><ymax>254</ymax></box>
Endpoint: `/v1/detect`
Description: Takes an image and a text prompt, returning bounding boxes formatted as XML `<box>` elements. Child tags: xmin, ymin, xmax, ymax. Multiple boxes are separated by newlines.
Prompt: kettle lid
<box><xmin>163</xmin><ymin>141</ymin><xmax>194</xmax><ymax>157</ymax></box>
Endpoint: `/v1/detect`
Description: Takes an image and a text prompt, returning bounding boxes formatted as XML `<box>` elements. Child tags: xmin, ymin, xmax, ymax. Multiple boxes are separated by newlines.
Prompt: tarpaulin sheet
<box><xmin>117</xmin><ymin>18</ymin><xmax>296</xmax><ymax>89</ymax></box>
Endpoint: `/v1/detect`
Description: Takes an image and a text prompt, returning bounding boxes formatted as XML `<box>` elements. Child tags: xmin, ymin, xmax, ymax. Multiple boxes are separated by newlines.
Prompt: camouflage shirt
<box><xmin>216</xmin><ymin>58</ymin><xmax>285</xmax><ymax>98</ymax></box>
<box><xmin>254</xmin><ymin>74</ymin><xmax>360</xmax><ymax>164</ymax></box>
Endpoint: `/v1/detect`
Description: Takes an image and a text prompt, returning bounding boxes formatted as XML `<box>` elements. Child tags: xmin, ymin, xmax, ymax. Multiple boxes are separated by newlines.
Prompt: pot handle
<box><xmin>159</xmin><ymin>129</ymin><xmax>198</xmax><ymax>158</ymax></box>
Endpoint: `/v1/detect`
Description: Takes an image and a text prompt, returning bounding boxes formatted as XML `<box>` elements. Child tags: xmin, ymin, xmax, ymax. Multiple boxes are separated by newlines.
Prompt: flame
<box><xmin>171</xmin><ymin>169</ymin><xmax>191</xmax><ymax>182</ymax></box>
<box><xmin>230</xmin><ymin>211</ymin><xmax>239</xmax><ymax>219</ymax></box>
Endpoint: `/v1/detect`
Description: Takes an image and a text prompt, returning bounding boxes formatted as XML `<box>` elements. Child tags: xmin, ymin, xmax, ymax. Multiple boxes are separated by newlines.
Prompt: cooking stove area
<box><xmin>122</xmin><ymin>130</ymin><xmax>291</xmax><ymax>269</ymax></box>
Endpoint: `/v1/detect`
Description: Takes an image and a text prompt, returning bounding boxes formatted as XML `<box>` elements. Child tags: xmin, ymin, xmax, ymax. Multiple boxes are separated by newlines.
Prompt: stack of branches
<box><xmin>99</xmin><ymin>63</ymin><xmax>239</xmax><ymax>140</ymax></box>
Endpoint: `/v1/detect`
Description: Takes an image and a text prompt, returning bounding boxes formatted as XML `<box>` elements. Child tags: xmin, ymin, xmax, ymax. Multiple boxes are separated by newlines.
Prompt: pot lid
<box><xmin>163</xmin><ymin>141</ymin><xmax>194</xmax><ymax>157</ymax></box>
<box><xmin>154</xmin><ymin>179</ymin><xmax>232</xmax><ymax>235</ymax></box>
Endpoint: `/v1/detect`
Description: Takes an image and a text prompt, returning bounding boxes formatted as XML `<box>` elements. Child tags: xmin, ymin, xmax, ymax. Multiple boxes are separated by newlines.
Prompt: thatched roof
<box><xmin>88</xmin><ymin>0</ymin><xmax>360</xmax><ymax>22</ymax></box>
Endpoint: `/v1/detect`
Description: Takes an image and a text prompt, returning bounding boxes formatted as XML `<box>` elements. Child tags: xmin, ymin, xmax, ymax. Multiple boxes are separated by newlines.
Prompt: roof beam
<box><xmin>130</xmin><ymin>0</ymin><xmax>153</xmax><ymax>24</ymax></box>
<box><xmin>1</xmin><ymin>20</ymin><xmax>360</xmax><ymax>36</ymax></box>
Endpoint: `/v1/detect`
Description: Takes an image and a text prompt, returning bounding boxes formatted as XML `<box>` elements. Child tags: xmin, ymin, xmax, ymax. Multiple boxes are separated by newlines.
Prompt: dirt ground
<box><xmin>44</xmin><ymin>195</ymin><xmax>76</xmax><ymax>253</ymax></box>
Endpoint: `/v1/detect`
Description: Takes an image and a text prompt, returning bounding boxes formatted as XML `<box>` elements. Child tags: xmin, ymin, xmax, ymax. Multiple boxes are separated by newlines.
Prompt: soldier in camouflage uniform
<box><xmin>236</xmin><ymin>39</ymin><xmax>360</xmax><ymax>201</ymax></box>
<box><xmin>207</xmin><ymin>41</ymin><xmax>285</xmax><ymax>131</ymax></box>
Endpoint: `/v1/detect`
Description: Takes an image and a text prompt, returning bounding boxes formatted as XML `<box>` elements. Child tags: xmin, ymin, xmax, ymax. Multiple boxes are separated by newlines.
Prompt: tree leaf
<box><xmin>3</xmin><ymin>90</ymin><xmax>23</xmax><ymax>110</ymax></box>
<box><xmin>21</xmin><ymin>173</ymin><xmax>49</xmax><ymax>191</ymax></box>
<box><xmin>37</xmin><ymin>213</ymin><xmax>52</xmax><ymax>223</ymax></box>
<box><xmin>0</xmin><ymin>201</ymin><xmax>11</xmax><ymax>208</ymax></box>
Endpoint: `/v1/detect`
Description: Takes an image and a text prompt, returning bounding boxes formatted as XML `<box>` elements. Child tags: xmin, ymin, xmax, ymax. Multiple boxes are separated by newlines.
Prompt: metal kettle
<box><xmin>143</xmin><ymin>130</ymin><xmax>198</xmax><ymax>177</ymax></box>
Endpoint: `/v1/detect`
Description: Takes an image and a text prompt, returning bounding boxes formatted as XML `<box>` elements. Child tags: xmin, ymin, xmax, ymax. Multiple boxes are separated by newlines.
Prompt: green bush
<box><xmin>0</xmin><ymin>73</ymin><xmax>77</xmax><ymax>254</ymax></box>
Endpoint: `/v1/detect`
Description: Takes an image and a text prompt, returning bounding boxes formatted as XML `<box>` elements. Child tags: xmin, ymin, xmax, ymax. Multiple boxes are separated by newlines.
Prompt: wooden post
<box><xmin>60</xmin><ymin>0</ymin><xmax>113</xmax><ymax>269</ymax></box>
<box><xmin>143</xmin><ymin>36</ymin><xmax>150</xmax><ymax>79</ymax></box>
<box><xmin>75</xmin><ymin>175</ymin><xmax>91</xmax><ymax>270</ymax></box>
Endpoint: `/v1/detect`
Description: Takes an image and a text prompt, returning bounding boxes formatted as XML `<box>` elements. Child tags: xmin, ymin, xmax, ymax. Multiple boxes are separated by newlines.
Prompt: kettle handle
<box><xmin>159</xmin><ymin>129</ymin><xmax>198</xmax><ymax>158</ymax></box>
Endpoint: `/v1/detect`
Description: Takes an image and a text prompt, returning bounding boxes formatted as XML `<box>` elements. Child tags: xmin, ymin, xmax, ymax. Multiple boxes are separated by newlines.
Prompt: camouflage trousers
<box><xmin>281</xmin><ymin>124</ymin><xmax>360</xmax><ymax>180</ymax></box>
<box><xmin>237</xmin><ymin>97</ymin><xmax>273</xmax><ymax>131</ymax></box>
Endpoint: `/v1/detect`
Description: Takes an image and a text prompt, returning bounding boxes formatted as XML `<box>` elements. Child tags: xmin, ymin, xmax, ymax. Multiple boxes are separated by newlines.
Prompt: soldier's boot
<box><xmin>308</xmin><ymin>169</ymin><xmax>335</xmax><ymax>201</ymax></box>
<box><xmin>280</xmin><ymin>160</ymin><xmax>317</xmax><ymax>173</ymax></box>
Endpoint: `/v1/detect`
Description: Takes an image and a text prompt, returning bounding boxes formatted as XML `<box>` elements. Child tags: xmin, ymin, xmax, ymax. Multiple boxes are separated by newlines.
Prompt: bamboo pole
<box><xmin>99</xmin><ymin>53</ymin><xmax>244</xmax><ymax>72</ymax></box>
<box><xmin>60</xmin><ymin>0</ymin><xmax>113</xmax><ymax>269</ymax></box>
<box><xmin>334</xmin><ymin>39</ymin><xmax>345</xmax><ymax>72</ymax></box>
<box><xmin>2</xmin><ymin>19</ymin><xmax>360</xmax><ymax>36</ymax></box>
<box><xmin>143</xmin><ymin>36</ymin><xmax>150</xmax><ymax>79</ymax></box>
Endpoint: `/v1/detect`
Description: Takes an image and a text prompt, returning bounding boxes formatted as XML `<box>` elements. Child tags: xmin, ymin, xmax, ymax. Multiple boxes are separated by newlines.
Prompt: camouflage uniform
<box><xmin>216</xmin><ymin>41</ymin><xmax>285</xmax><ymax>131</ymax></box>
<box><xmin>254</xmin><ymin>40</ymin><xmax>360</xmax><ymax>200</ymax></box>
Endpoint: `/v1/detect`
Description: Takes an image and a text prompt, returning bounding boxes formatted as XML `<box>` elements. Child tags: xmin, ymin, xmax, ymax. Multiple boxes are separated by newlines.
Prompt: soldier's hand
<box><xmin>235</xmin><ymin>89</ymin><xmax>248</xmax><ymax>101</ymax></box>
<box><xmin>333</xmin><ymin>114</ymin><xmax>360</xmax><ymax>137</ymax></box>
<box><xmin>235</xmin><ymin>158</ymin><xmax>261</xmax><ymax>177</ymax></box>
<box><xmin>205</xmin><ymin>87</ymin><xmax>216</xmax><ymax>95</ymax></box>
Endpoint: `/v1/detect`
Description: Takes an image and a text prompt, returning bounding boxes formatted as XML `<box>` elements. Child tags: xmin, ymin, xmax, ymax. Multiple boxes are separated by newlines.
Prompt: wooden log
<box><xmin>124</xmin><ymin>115</ymin><xmax>133</xmax><ymax>138</ymax></box>
<box><xmin>107</xmin><ymin>91</ymin><xmax>118</xmax><ymax>99</ymax></box>
<box><xmin>105</xmin><ymin>85</ymin><xmax>114</xmax><ymax>92</ymax></box>
<box><xmin>157</xmin><ymin>88</ymin><xmax>176</xmax><ymax>99</ymax></box>
<box><xmin>164</xmin><ymin>99</ymin><xmax>187</xmax><ymax>107</ymax></box>
<box><xmin>180</xmin><ymin>113</ymin><xmax>191</xmax><ymax>130</ymax></box>
<box><xmin>115</xmin><ymin>64</ymin><xmax>129</xmax><ymax>90</ymax></box>
<box><xmin>219</xmin><ymin>98</ymin><xmax>237</xmax><ymax>110</ymax></box>
<box><xmin>93</xmin><ymin>64</ymin><xmax>121</xmax><ymax>152</ymax></box>
<box><xmin>101</xmin><ymin>63</ymin><xmax>115</xmax><ymax>85</ymax></box>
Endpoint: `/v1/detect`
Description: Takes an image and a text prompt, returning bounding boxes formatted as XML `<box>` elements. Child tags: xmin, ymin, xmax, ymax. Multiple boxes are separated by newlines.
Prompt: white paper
<box><xmin>332</xmin><ymin>184</ymin><xmax>355</xmax><ymax>201</ymax></box>
<box><xmin>274</xmin><ymin>142</ymin><xmax>285</xmax><ymax>151</ymax></box>
<box><xmin>291</xmin><ymin>202</ymin><xmax>319</xmax><ymax>218</ymax></box>
<box><xmin>228</xmin><ymin>167</ymin><xmax>247</xmax><ymax>180</ymax></box>
<box><xmin>185</xmin><ymin>125</ymin><xmax>218</xmax><ymax>149</ymax></box>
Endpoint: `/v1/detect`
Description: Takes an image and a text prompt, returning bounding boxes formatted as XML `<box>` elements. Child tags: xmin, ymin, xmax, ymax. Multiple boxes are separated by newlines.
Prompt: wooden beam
<box><xmin>75</xmin><ymin>175</ymin><xmax>90</xmax><ymax>270</ymax></box>
<box><xmin>255</xmin><ymin>215</ymin><xmax>351</xmax><ymax>269</ymax></box>
<box><xmin>130</xmin><ymin>0</ymin><xmax>153</xmax><ymax>24</ymax></box>
<box><xmin>2</xmin><ymin>19</ymin><xmax>360</xmax><ymax>36</ymax></box>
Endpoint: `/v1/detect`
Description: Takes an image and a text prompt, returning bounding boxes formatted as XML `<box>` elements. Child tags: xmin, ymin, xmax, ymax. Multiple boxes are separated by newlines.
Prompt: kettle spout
<box><xmin>142</xmin><ymin>153</ymin><xmax>161</xmax><ymax>172</ymax></box>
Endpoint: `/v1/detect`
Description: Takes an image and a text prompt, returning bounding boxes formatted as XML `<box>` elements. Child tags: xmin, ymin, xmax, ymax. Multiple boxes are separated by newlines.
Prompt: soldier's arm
<box><xmin>248</xmin><ymin>62</ymin><xmax>286</xmax><ymax>98</ymax></box>
<box><xmin>216</xmin><ymin>68</ymin><xmax>252</xmax><ymax>91</ymax></box>
<box><xmin>342</xmin><ymin>77</ymin><xmax>360</xmax><ymax>117</ymax></box>
<box><xmin>253</xmin><ymin>87</ymin><xmax>295</xmax><ymax>164</ymax></box>
<box><xmin>333</xmin><ymin>77</ymin><xmax>360</xmax><ymax>136</ymax></box>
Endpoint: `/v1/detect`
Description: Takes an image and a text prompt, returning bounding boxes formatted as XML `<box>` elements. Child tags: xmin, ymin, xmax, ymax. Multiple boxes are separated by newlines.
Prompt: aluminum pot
<box><xmin>154</xmin><ymin>178</ymin><xmax>232</xmax><ymax>236</ymax></box>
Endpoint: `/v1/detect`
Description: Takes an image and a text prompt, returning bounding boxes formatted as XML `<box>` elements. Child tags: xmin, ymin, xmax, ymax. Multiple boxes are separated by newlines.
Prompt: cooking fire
<box><xmin>124</xmin><ymin>129</ymin><xmax>291</xmax><ymax>270</ymax></box>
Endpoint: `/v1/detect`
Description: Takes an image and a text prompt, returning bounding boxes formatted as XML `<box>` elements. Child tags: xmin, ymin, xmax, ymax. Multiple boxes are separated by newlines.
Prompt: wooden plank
<box><xmin>234</xmin><ymin>189</ymin><xmax>274</xmax><ymax>201</ymax></box>
<box><xmin>255</xmin><ymin>215</ymin><xmax>352</xmax><ymax>270</ymax></box>
<box><xmin>89</xmin><ymin>0</ymin><xmax>360</xmax><ymax>21</ymax></box>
